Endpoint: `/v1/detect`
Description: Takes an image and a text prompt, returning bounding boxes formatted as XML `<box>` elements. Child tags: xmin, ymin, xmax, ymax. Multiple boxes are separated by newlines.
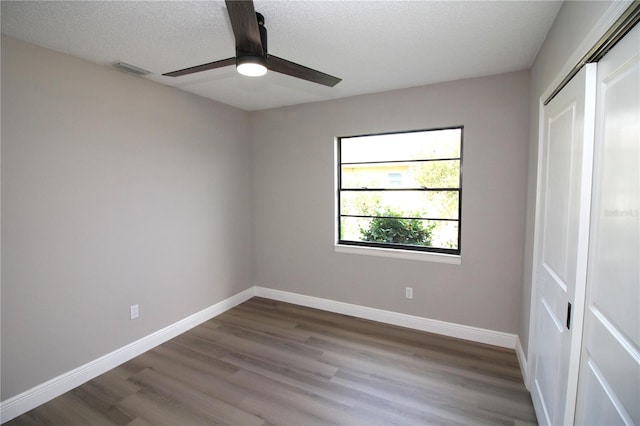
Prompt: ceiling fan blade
<box><xmin>163</xmin><ymin>57</ymin><xmax>235</xmax><ymax>77</ymax></box>
<box><xmin>268</xmin><ymin>55</ymin><xmax>341</xmax><ymax>87</ymax></box>
<box><xmin>225</xmin><ymin>0</ymin><xmax>263</xmax><ymax>55</ymax></box>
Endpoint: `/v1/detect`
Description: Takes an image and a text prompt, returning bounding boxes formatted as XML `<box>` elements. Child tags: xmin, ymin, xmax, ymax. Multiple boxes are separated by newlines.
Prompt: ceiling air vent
<box><xmin>112</xmin><ymin>62</ymin><xmax>151</xmax><ymax>76</ymax></box>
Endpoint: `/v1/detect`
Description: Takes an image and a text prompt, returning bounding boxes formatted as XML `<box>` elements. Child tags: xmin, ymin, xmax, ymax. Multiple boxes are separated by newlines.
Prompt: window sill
<box><xmin>334</xmin><ymin>244</ymin><xmax>461</xmax><ymax>264</ymax></box>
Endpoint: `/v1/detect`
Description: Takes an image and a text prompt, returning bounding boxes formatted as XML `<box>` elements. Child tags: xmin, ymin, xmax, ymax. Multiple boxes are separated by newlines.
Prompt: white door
<box><xmin>575</xmin><ymin>24</ymin><xmax>640</xmax><ymax>426</ymax></box>
<box><xmin>530</xmin><ymin>63</ymin><xmax>597</xmax><ymax>426</ymax></box>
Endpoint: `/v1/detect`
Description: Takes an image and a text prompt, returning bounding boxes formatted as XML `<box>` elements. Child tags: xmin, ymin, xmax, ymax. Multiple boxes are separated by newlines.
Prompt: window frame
<box><xmin>336</xmin><ymin>126</ymin><xmax>464</xmax><ymax>256</ymax></box>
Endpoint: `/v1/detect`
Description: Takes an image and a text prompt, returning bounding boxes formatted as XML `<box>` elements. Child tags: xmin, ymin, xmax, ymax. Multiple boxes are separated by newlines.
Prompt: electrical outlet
<box><xmin>405</xmin><ymin>287</ymin><xmax>413</xmax><ymax>299</ymax></box>
<box><xmin>130</xmin><ymin>304</ymin><xmax>139</xmax><ymax>320</ymax></box>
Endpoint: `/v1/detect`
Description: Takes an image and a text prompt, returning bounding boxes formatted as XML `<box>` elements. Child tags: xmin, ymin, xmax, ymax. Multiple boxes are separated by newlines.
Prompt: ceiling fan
<box><xmin>163</xmin><ymin>0</ymin><xmax>341</xmax><ymax>87</ymax></box>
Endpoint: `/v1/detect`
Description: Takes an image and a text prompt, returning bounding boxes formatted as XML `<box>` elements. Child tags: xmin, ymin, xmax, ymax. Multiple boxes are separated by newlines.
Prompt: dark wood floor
<box><xmin>7</xmin><ymin>297</ymin><xmax>537</xmax><ymax>425</ymax></box>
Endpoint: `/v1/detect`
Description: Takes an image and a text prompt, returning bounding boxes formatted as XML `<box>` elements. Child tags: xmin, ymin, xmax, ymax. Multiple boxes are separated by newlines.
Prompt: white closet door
<box><xmin>575</xmin><ymin>24</ymin><xmax>640</xmax><ymax>426</ymax></box>
<box><xmin>531</xmin><ymin>63</ymin><xmax>597</xmax><ymax>426</ymax></box>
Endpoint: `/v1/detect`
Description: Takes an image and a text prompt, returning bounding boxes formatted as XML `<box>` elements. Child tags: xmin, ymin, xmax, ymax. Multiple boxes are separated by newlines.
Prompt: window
<box><xmin>337</xmin><ymin>127</ymin><xmax>462</xmax><ymax>255</ymax></box>
<box><xmin>387</xmin><ymin>172</ymin><xmax>403</xmax><ymax>186</ymax></box>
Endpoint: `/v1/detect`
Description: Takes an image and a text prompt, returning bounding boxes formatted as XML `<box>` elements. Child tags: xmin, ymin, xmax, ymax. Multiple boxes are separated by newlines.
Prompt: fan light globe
<box><xmin>236</xmin><ymin>55</ymin><xmax>267</xmax><ymax>77</ymax></box>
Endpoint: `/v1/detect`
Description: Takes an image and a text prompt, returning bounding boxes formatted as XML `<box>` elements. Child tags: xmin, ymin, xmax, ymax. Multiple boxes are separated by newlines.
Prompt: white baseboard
<box><xmin>0</xmin><ymin>287</ymin><xmax>255</xmax><ymax>423</ymax></box>
<box><xmin>516</xmin><ymin>336</ymin><xmax>529</xmax><ymax>390</ymax></box>
<box><xmin>254</xmin><ymin>286</ymin><xmax>517</xmax><ymax>349</ymax></box>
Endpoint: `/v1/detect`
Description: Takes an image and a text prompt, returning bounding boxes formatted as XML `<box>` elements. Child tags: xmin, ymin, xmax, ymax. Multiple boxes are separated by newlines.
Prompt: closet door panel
<box><xmin>531</xmin><ymin>63</ymin><xmax>597</xmax><ymax>426</ymax></box>
<box><xmin>588</xmin><ymin>54</ymin><xmax>639</xmax><ymax>348</ymax></box>
<box><xmin>579</xmin><ymin>361</ymin><xmax>629</xmax><ymax>425</ymax></box>
<box><xmin>575</xmin><ymin>23</ymin><xmax>639</xmax><ymax>426</ymax></box>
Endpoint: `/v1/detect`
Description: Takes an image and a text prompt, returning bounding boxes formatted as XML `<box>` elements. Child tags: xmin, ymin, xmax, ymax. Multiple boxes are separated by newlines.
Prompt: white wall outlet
<box><xmin>130</xmin><ymin>304</ymin><xmax>139</xmax><ymax>320</ymax></box>
<box><xmin>405</xmin><ymin>287</ymin><xmax>413</xmax><ymax>299</ymax></box>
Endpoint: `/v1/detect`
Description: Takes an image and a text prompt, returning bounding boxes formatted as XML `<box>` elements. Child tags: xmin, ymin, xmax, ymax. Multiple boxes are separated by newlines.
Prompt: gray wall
<box><xmin>520</xmin><ymin>0</ymin><xmax>615</xmax><ymax>355</ymax></box>
<box><xmin>251</xmin><ymin>71</ymin><xmax>530</xmax><ymax>334</ymax></box>
<box><xmin>1</xmin><ymin>36</ymin><xmax>253</xmax><ymax>400</ymax></box>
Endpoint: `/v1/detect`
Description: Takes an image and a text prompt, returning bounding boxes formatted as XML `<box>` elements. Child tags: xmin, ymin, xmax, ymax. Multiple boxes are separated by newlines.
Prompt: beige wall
<box><xmin>250</xmin><ymin>70</ymin><xmax>530</xmax><ymax>334</ymax></box>
<box><xmin>520</xmin><ymin>0</ymin><xmax>616</xmax><ymax>355</ymax></box>
<box><xmin>1</xmin><ymin>36</ymin><xmax>253</xmax><ymax>400</ymax></box>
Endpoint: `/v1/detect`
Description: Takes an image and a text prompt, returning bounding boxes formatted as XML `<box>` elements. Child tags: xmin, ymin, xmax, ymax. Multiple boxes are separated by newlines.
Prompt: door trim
<box><xmin>540</xmin><ymin>1</ymin><xmax>634</xmax><ymax>108</ymax></box>
<box><xmin>544</xmin><ymin>1</ymin><xmax>640</xmax><ymax>106</ymax></box>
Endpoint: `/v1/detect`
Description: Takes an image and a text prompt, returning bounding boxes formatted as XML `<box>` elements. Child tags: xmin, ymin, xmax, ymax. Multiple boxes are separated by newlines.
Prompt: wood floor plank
<box><xmin>220</xmin><ymin>352</ymin><xmax>360</xmax><ymax>408</ymax></box>
<box><xmin>129</xmin><ymin>368</ymin><xmax>264</xmax><ymax>426</ymax></box>
<box><xmin>6</xmin><ymin>297</ymin><xmax>537</xmax><ymax>425</ymax></box>
<box><xmin>117</xmin><ymin>390</ymin><xmax>212</xmax><ymax>426</ymax></box>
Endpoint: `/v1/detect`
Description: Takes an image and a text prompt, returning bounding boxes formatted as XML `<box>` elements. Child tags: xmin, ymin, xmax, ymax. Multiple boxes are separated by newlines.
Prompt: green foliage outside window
<box><xmin>408</xmin><ymin>160</ymin><xmax>460</xmax><ymax>220</ymax></box>
<box><xmin>360</xmin><ymin>208</ymin><xmax>435</xmax><ymax>246</ymax></box>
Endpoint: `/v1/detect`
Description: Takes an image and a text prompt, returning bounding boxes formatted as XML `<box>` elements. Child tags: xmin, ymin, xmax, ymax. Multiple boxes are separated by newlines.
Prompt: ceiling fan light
<box><xmin>236</xmin><ymin>55</ymin><xmax>268</xmax><ymax>77</ymax></box>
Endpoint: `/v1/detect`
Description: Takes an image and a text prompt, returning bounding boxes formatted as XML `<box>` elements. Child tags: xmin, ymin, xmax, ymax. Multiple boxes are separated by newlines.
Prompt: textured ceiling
<box><xmin>1</xmin><ymin>1</ymin><xmax>562</xmax><ymax>111</ymax></box>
